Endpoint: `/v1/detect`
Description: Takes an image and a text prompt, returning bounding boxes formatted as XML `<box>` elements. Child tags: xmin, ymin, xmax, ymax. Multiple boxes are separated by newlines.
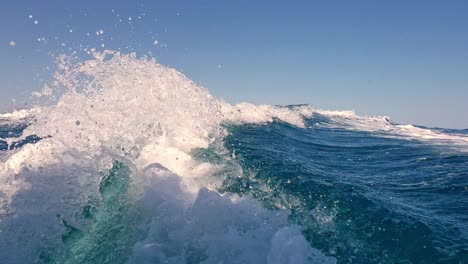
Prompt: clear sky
<box><xmin>1</xmin><ymin>0</ymin><xmax>467</xmax><ymax>128</ymax></box>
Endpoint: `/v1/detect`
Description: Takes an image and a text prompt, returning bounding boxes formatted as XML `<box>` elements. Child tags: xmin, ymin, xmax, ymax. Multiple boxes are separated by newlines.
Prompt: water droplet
<box><xmin>9</xmin><ymin>41</ymin><xmax>16</xmax><ymax>46</ymax></box>
<box><xmin>34</xmin><ymin>20</ymin><xmax>39</xmax><ymax>24</ymax></box>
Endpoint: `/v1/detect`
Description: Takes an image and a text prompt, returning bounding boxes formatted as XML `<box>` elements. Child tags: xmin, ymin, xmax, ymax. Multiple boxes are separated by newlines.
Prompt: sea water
<box><xmin>0</xmin><ymin>51</ymin><xmax>466</xmax><ymax>263</ymax></box>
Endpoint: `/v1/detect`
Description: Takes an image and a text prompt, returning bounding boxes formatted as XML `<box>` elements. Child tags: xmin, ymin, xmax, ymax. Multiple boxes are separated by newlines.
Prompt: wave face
<box><xmin>0</xmin><ymin>51</ymin><xmax>467</xmax><ymax>263</ymax></box>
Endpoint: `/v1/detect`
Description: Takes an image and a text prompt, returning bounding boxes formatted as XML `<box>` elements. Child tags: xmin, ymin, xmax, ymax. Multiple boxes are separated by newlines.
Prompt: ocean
<box><xmin>0</xmin><ymin>51</ymin><xmax>466</xmax><ymax>263</ymax></box>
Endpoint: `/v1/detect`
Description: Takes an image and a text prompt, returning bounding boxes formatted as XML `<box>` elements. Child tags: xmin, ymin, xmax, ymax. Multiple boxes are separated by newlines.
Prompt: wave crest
<box><xmin>0</xmin><ymin>51</ymin><xmax>334</xmax><ymax>263</ymax></box>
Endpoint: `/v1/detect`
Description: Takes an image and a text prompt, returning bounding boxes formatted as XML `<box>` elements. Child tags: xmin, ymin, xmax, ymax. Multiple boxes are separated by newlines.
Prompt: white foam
<box><xmin>0</xmin><ymin>108</ymin><xmax>41</xmax><ymax>123</ymax></box>
<box><xmin>221</xmin><ymin>102</ymin><xmax>313</xmax><ymax>128</ymax></box>
<box><xmin>315</xmin><ymin>110</ymin><xmax>468</xmax><ymax>149</ymax></box>
<box><xmin>268</xmin><ymin>226</ymin><xmax>336</xmax><ymax>264</ymax></box>
<box><xmin>131</xmin><ymin>167</ymin><xmax>336</xmax><ymax>264</ymax></box>
<box><xmin>0</xmin><ymin>51</ymin><xmax>324</xmax><ymax>203</ymax></box>
<box><xmin>0</xmin><ymin>50</ymin><xmax>333</xmax><ymax>263</ymax></box>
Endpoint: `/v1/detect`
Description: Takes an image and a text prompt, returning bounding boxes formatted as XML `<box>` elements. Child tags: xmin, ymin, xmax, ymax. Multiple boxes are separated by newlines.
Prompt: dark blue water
<box><xmin>0</xmin><ymin>114</ymin><xmax>467</xmax><ymax>263</ymax></box>
<box><xmin>222</xmin><ymin>115</ymin><xmax>468</xmax><ymax>263</ymax></box>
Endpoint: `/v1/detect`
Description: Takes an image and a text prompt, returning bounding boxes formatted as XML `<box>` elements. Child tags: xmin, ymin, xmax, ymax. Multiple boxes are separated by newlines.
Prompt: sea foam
<box><xmin>0</xmin><ymin>51</ymin><xmax>336</xmax><ymax>263</ymax></box>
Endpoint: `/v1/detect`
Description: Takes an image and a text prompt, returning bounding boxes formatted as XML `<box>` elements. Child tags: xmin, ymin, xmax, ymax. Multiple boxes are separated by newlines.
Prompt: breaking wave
<box><xmin>0</xmin><ymin>51</ymin><xmax>466</xmax><ymax>263</ymax></box>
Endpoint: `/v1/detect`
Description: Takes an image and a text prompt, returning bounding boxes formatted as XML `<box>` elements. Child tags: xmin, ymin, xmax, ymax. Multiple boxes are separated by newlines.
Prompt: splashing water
<box><xmin>0</xmin><ymin>51</ymin><xmax>467</xmax><ymax>263</ymax></box>
<box><xmin>0</xmin><ymin>51</ymin><xmax>334</xmax><ymax>263</ymax></box>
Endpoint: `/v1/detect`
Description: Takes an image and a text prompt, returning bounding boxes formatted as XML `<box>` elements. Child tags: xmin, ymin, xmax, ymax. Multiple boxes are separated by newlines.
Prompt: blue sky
<box><xmin>1</xmin><ymin>0</ymin><xmax>467</xmax><ymax>128</ymax></box>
